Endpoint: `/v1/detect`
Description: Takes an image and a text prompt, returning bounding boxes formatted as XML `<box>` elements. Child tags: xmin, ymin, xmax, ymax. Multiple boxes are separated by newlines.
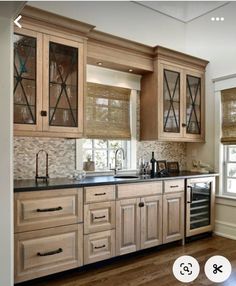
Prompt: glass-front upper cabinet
<box><xmin>14</xmin><ymin>28</ymin><xmax>42</xmax><ymax>132</ymax></box>
<box><xmin>158</xmin><ymin>62</ymin><xmax>205</xmax><ymax>142</ymax></box>
<box><xmin>14</xmin><ymin>28</ymin><xmax>84</xmax><ymax>138</ymax></box>
<box><xmin>42</xmin><ymin>35</ymin><xmax>84</xmax><ymax>136</ymax></box>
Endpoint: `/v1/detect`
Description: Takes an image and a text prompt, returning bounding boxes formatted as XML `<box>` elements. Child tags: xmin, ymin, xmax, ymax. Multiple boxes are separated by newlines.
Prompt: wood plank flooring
<box><xmin>18</xmin><ymin>235</ymin><xmax>236</xmax><ymax>286</ymax></box>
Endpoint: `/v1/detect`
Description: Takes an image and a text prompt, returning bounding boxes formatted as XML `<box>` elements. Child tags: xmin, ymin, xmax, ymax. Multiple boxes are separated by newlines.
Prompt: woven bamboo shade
<box><xmin>221</xmin><ymin>88</ymin><xmax>236</xmax><ymax>144</ymax></box>
<box><xmin>85</xmin><ymin>82</ymin><xmax>131</xmax><ymax>139</ymax></box>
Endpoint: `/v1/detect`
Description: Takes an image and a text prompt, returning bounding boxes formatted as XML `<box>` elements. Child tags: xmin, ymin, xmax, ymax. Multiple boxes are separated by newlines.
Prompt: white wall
<box><xmin>29</xmin><ymin>1</ymin><xmax>185</xmax><ymax>50</ymax></box>
<box><xmin>185</xmin><ymin>2</ymin><xmax>236</xmax><ymax>239</ymax></box>
<box><xmin>0</xmin><ymin>16</ymin><xmax>13</xmax><ymax>286</ymax></box>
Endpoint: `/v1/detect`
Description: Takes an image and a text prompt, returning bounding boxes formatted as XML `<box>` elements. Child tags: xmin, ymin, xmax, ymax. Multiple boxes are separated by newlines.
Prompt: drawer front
<box><xmin>14</xmin><ymin>224</ymin><xmax>83</xmax><ymax>283</ymax></box>
<box><xmin>14</xmin><ymin>189</ymin><xmax>83</xmax><ymax>233</ymax></box>
<box><xmin>84</xmin><ymin>185</ymin><xmax>115</xmax><ymax>203</ymax></box>
<box><xmin>164</xmin><ymin>179</ymin><xmax>185</xmax><ymax>193</ymax></box>
<box><xmin>117</xmin><ymin>182</ymin><xmax>162</xmax><ymax>199</ymax></box>
<box><xmin>84</xmin><ymin>202</ymin><xmax>115</xmax><ymax>234</ymax></box>
<box><xmin>84</xmin><ymin>230</ymin><xmax>115</xmax><ymax>264</ymax></box>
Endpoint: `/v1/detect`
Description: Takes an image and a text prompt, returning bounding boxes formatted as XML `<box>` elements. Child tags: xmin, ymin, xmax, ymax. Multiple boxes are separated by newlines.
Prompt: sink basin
<box><xmin>114</xmin><ymin>175</ymin><xmax>139</xmax><ymax>179</ymax></box>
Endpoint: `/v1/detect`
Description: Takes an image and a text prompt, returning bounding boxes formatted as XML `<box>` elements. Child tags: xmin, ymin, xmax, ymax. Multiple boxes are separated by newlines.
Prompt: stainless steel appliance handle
<box><xmin>187</xmin><ymin>185</ymin><xmax>193</xmax><ymax>203</ymax></box>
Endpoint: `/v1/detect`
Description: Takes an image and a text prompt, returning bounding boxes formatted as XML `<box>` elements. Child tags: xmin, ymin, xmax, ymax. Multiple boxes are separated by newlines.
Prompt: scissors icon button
<box><xmin>213</xmin><ymin>264</ymin><xmax>223</xmax><ymax>274</ymax></box>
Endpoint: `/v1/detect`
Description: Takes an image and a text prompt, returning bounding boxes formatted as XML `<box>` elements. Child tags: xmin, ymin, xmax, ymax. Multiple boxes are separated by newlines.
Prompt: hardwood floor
<box><xmin>18</xmin><ymin>235</ymin><xmax>236</xmax><ymax>286</ymax></box>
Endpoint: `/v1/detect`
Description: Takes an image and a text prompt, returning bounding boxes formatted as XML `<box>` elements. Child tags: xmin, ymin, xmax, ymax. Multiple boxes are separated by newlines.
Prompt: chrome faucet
<box><xmin>111</xmin><ymin>148</ymin><xmax>125</xmax><ymax>175</ymax></box>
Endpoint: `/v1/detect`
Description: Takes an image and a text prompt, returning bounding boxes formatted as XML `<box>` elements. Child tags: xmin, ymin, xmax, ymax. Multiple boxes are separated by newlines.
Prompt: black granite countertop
<box><xmin>14</xmin><ymin>171</ymin><xmax>219</xmax><ymax>192</ymax></box>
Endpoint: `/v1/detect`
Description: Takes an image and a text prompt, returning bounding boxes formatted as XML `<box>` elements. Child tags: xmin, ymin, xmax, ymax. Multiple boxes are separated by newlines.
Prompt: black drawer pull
<box><xmin>37</xmin><ymin>206</ymin><xmax>63</xmax><ymax>212</ymax></box>
<box><xmin>94</xmin><ymin>193</ymin><xmax>106</xmax><ymax>196</ymax></box>
<box><xmin>94</xmin><ymin>245</ymin><xmax>106</xmax><ymax>249</ymax></box>
<box><xmin>139</xmin><ymin>202</ymin><xmax>144</xmax><ymax>207</ymax></box>
<box><xmin>94</xmin><ymin>215</ymin><xmax>106</xmax><ymax>220</ymax></box>
<box><xmin>37</xmin><ymin>248</ymin><xmax>63</xmax><ymax>256</ymax></box>
<box><xmin>170</xmin><ymin>185</ymin><xmax>179</xmax><ymax>188</ymax></box>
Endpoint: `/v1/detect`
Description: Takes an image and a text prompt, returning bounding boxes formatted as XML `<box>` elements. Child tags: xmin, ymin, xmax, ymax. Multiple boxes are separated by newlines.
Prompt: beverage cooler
<box><xmin>186</xmin><ymin>177</ymin><xmax>215</xmax><ymax>237</ymax></box>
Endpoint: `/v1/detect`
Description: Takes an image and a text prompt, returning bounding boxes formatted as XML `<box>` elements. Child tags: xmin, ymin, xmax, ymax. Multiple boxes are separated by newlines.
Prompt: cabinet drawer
<box><xmin>14</xmin><ymin>189</ymin><xmax>83</xmax><ymax>233</ymax></box>
<box><xmin>84</xmin><ymin>185</ymin><xmax>115</xmax><ymax>203</ymax></box>
<box><xmin>164</xmin><ymin>179</ymin><xmax>185</xmax><ymax>193</ymax></box>
<box><xmin>14</xmin><ymin>224</ymin><xmax>83</xmax><ymax>283</ymax></box>
<box><xmin>84</xmin><ymin>230</ymin><xmax>115</xmax><ymax>264</ymax></box>
<box><xmin>84</xmin><ymin>202</ymin><xmax>115</xmax><ymax>234</ymax></box>
<box><xmin>117</xmin><ymin>182</ymin><xmax>162</xmax><ymax>199</ymax></box>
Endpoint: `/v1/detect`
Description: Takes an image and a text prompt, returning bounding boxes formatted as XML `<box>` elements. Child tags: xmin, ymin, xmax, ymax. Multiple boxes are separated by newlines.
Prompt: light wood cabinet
<box><xmin>84</xmin><ymin>230</ymin><xmax>115</xmax><ymax>264</ymax></box>
<box><xmin>14</xmin><ymin>188</ymin><xmax>83</xmax><ymax>233</ymax></box>
<box><xmin>84</xmin><ymin>185</ymin><xmax>115</xmax><ymax>203</ymax></box>
<box><xmin>116</xmin><ymin>183</ymin><xmax>163</xmax><ymax>256</ymax></box>
<box><xmin>163</xmin><ymin>192</ymin><xmax>184</xmax><ymax>243</ymax></box>
<box><xmin>141</xmin><ymin>47</ymin><xmax>208</xmax><ymax>142</ymax></box>
<box><xmin>14</xmin><ymin>26</ymin><xmax>84</xmax><ymax>138</ymax></box>
<box><xmin>116</xmin><ymin>198</ymin><xmax>140</xmax><ymax>255</ymax></box>
<box><xmin>140</xmin><ymin>195</ymin><xmax>162</xmax><ymax>249</ymax></box>
<box><xmin>15</xmin><ymin>224</ymin><xmax>83</xmax><ymax>283</ymax></box>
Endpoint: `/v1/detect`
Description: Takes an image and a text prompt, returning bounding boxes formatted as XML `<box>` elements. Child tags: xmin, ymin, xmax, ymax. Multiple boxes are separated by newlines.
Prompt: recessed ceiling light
<box><xmin>211</xmin><ymin>17</ymin><xmax>215</xmax><ymax>21</ymax></box>
<box><xmin>97</xmin><ymin>62</ymin><xmax>103</xmax><ymax>66</ymax></box>
<box><xmin>216</xmin><ymin>17</ymin><xmax>220</xmax><ymax>21</ymax></box>
<box><xmin>128</xmin><ymin>69</ymin><xmax>133</xmax><ymax>72</ymax></box>
<box><xmin>221</xmin><ymin>17</ymin><xmax>225</xmax><ymax>21</ymax></box>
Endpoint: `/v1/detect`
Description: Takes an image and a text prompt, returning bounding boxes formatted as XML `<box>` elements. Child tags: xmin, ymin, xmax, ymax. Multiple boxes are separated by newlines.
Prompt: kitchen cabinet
<box><xmin>14</xmin><ymin>188</ymin><xmax>83</xmax><ymax>283</ymax></box>
<box><xmin>116</xmin><ymin>182</ymin><xmax>163</xmax><ymax>255</ymax></box>
<box><xmin>83</xmin><ymin>186</ymin><xmax>116</xmax><ymax>264</ymax></box>
<box><xmin>186</xmin><ymin>176</ymin><xmax>215</xmax><ymax>238</ymax></box>
<box><xmin>140</xmin><ymin>47</ymin><xmax>208</xmax><ymax>142</ymax></box>
<box><xmin>14</xmin><ymin>26</ymin><xmax>84</xmax><ymax>138</ymax></box>
<box><xmin>163</xmin><ymin>192</ymin><xmax>184</xmax><ymax>243</ymax></box>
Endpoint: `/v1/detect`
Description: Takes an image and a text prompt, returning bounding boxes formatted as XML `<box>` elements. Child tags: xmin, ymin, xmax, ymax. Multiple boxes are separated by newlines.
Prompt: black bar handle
<box><xmin>94</xmin><ymin>245</ymin><xmax>106</xmax><ymax>249</ymax></box>
<box><xmin>139</xmin><ymin>202</ymin><xmax>144</xmax><ymax>208</ymax></box>
<box><xmin>94</xmin><ymin>193</ymin><xmax>106</xmax><ymax>196</ymax></box>
<box><xmin>187</xmin><ymin>186</ymin><xmax>193</xmax><ymax>203</ymax></box>
<box><xmin>170</xmin><ymin>185</ymin><xmax>179</xmax><ymax>188</ymax></box>
<box><xmin>37</xmin><ymin>248</ymin><xmax>63</xmax><ymax>256</ymax></box>
<box><xmin>37</xmin><ymin>206</ymin><xmax>63</xmax><ymax>212</ymax></box>
<box><xmin>94</xmin><ymin>215</ymin><xmax>106</xmax><ymax>220</ymax></box>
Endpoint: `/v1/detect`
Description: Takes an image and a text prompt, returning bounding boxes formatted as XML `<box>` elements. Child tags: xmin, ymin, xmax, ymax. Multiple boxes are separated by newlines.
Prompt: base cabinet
<box><xmin>84</xmin><ymin>230</ymin><xmax>115</xmax><ymax>264</ymax></box>
<box><xmin>163</xmin><ymin>192</ymin><xmax>184</xmax><ymax>243</ymax></box>
<box><xmin>14</xmin><ymin>224</ymin><xmax>83</xmax><ymax>283</ymax></box>
<box><xmin>116</xmin><ymin>195</ymin><xmax>162</xmax><ymax>256</ymax></box>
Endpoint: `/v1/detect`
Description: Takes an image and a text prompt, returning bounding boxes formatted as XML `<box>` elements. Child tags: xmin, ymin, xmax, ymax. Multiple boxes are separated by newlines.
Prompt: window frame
<box><xmin>223</xmin><ymin>145</ymin><xmax>236</xmax><ymax>197</ymax></box>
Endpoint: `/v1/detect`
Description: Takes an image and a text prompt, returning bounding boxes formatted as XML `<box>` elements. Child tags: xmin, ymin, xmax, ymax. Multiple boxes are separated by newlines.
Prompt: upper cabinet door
<box><xmin>184</xmin><ymin>70</ymin><xmax>205</xmax><ymax>142</ymax></box>
<box><xmin>14</xmin><ymin>28</ymin><xmax>43</xmax><ymax>132</ymax></box>
<box><xmin>43</xmin><ymin>35</ymin><xmax>84</xmax><ymax>136</ymax></box>
<box><xmin>158</xmin><ymin>63</ymin><xmax>184</xmax><ymax>140</ymax></box>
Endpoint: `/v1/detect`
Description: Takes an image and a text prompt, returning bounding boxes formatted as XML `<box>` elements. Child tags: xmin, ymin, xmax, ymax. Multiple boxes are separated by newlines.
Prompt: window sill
<box><xmin>216</xmin><ymin>194</ymin><xmax>236</xmax><ymax>207</ymax></box>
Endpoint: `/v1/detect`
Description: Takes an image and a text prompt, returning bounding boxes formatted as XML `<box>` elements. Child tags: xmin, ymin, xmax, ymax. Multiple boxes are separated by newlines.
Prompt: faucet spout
<box><xmin>111</xmin><ymin>148</ymin><xmax>125</xmax><ymax>175</ymax></box>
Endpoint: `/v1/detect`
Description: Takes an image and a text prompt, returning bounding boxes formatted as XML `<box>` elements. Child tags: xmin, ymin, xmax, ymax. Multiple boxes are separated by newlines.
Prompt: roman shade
<box><xmin>86</xmin><ymin>82</ymin><xmax>131</xmax><ymax>139</ymax></box>
<box><xmin>221</xmin><ymin>88</ymin><xmax>236</xmax><ymax>144</ymax></box>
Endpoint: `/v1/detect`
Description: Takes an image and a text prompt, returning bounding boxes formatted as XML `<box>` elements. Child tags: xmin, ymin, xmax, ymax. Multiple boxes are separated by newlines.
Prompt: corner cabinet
<box><xmin>13</xmin><ymin>27</ymin><xmax>84</xmax><ymax>138</ymax></box>
<box><xmin>140</xmin><ymin>47</ymin><xmax>208</xmax><ymax>142</ymax></box>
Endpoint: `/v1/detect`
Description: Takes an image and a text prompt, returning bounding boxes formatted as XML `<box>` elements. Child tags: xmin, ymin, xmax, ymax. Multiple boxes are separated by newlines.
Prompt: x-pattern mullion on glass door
<box><xmin>164</xmin><ymin>71</ymin><xmax>180</xmax><ymax>131</ymax></box>
<box><xmin>186</xmin><ymin>77</ymin><xmax>200</xmax><ymax>133</ymax></box>
<box><xmin>49</xmin><ymin>44</ymin><xmax>77</xmax><ymax>126</ymax></box>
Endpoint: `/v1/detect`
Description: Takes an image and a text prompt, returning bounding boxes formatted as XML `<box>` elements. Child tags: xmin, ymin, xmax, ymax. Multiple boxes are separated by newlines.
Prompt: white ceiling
<box><xmin>135</xmin><ymin>1</ymin><xmax>230</xmax><ymax>23</ymax></box>
<box><xmin>0</xmin><ymin>1</ymin><xmax>26</xmax><ymax>18</ymax></box>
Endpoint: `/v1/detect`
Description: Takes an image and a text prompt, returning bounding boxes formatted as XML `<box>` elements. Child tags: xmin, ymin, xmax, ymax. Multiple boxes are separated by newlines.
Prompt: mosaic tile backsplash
<box><xmin>14</xmin><ymin>137</ymin><xmax>76</xmax><ymax>179</ymax></box>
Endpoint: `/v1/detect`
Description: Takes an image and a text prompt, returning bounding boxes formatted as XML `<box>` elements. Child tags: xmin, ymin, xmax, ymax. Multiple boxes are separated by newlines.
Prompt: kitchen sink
<box><xmin>114</xmin><ymin>175</ymin><xmax>139</xmax><ymax>179</ymax></box>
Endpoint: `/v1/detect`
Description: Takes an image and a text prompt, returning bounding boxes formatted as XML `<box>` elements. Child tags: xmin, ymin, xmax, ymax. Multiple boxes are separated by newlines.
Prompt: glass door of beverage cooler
<box><xmin>186</xmin><ymin>177</ymin><xmax>215</xmax><ymax>237</ymax></box>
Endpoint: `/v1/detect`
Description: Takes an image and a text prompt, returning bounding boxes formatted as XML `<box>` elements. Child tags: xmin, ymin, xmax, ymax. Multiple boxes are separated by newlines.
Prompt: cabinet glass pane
<box><xmin>49</xmin><ymin>42</ymin><xmax>78</xmax><ymax>127</ymax></box>
<box><xmin>163</xmin><ymin>69</ymin><xmax>180</xmax><ymax>133</ymax></box>
<box><xmin>190</xmin><ymin>182</ymin><xmax>211</xmax><ymax>230</ymax></box>
<box><xmin>14</xmin><ymin>34</ymin><xmax>36</xmax><ymax>124</ymax></box>
<box><xmin>186</xmin><ymin>75</ymin><xmax>201</xmax><ymax>134</ymax></box>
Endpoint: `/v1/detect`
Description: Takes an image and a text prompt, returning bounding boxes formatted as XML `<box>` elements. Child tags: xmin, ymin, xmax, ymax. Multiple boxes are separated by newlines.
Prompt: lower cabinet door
<box><xmin>163</xmin><ymin>192</ymin><xmax>184</xmax><ymax>243</ymax></box>
<box><xmin>140</xmin><ymin>195</ymin><xmax>163</xmax><ymax>249</ymax></box>
<box><xmin>14</xmin><ymin>224</ymin><xmax>83</xmax><ymax>283</ymax></box>
<box><xmin>116</xmin><ymin>198</ymin><xmax>140</xmax><ymax>255</ymax></box>
<box><xmin>84</xmin><ymin>230</ymin><xmax>115</xmax><ymax>264</ymax></box>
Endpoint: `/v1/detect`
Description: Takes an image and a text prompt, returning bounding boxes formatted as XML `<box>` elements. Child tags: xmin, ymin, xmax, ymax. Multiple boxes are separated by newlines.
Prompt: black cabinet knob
<box><xmin>40</xmin><ymin>110</ymin><xmax>47</xmax><ymax>117</ymax></box>
<box><xmin>182</xmin><ymin>123</ymin><xmax>187</xmax><ymax>127</ymax></box>
<box><xmin>139</xmin><ymin>202</ymin><xmax>144</xmax><ymax>207</ymax></box>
